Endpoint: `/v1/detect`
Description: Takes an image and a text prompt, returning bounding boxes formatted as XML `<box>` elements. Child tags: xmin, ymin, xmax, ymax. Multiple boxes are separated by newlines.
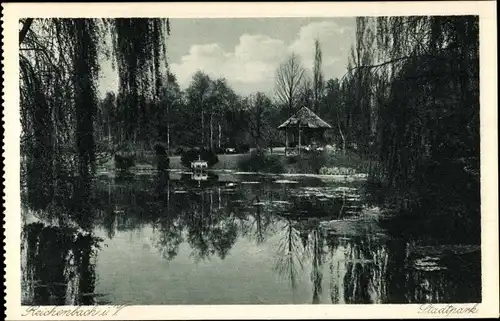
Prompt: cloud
<box><xmin>170</xmin><ymin>21</ymin><xmax>354</xmax><ymax>95</ymax></box>
<box><xmin>290</xmin><ymin>21</ymin><xmax>351</xmax><ymax>66</ymax></box>
<box><xmin>171</xmin><ymin>34</ymin><xmax>287</xmax><ymax>94</ymax></box>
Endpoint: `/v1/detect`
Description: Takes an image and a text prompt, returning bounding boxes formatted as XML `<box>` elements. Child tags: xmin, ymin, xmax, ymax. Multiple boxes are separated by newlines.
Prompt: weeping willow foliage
<box><xmin>351</xmin><ymin>16</ymin><xmax>480</xmax><ymax>222</ymax></box>
<box><xmin>19</xmin><ymin>18</ymin><xmax>170</xmax><ymax>213</ymax></box>
<box><xmin>110</xmin><ymin>18</ymin><xmax>170</xmax><ymax>141</ymax></box>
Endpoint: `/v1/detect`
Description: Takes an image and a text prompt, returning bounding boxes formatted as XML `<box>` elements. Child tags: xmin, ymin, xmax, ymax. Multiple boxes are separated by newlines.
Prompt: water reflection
<box><xmin>21</xmin><ymin>222</ymin><xmax>103</xmax><ymax>305</ymax></box>
<box><xmin>21</xmin><ymin>170</ymin><xmax>480</xmax><ymax>305</ymax></box>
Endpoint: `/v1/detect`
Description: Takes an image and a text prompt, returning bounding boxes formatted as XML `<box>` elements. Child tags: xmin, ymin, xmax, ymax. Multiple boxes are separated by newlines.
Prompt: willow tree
<box><xmin>354</xmin><ymin>16</ymin><xmax>480</xmax><ymax>225</ymax></box>
<box><xmin>19</xmin><ymin>18</ymin><xmax>170</xmax><ymax>213</ymax></box>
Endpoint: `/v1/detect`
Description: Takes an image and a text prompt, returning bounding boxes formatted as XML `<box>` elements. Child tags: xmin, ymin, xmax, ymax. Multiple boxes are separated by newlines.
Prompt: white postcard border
<box><xmin>2</xmin><ymin>2</ymin><xmax>498</xmax><ymax>319</ymax></box>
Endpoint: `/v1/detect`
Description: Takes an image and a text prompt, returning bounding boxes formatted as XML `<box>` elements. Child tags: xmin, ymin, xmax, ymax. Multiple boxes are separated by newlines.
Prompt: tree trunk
<box><xmin>201</xmin><ymin>110</ymin><xmax>205</xmax><ymax>147</ymax></box>
<box><xmin>210</xmin><ymin>111</ymin><xmax>213</xmax><ymax>150</ymax></box>
<box><xmin>167</xmin><ymin>123</ymin><xmax>170</xmax><ymax>155</ymax></box>
<box><xmin>285</xmin><ymin>132</ymin><xmax>289</xmax><ymax>156</ymax></box>
<box><xmin>337</xmin><ymin>112</ymin><xmax>346</xmax><ymax>154</ymax></box>
<box><xmin>298</xmin><ymin>124</ymin><xmax>302</xmax><ymax>156</ymax></box>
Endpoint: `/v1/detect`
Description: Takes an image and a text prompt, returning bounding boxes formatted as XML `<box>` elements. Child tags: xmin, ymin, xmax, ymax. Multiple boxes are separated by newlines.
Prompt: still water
<box><xmin>21</xmin><ymin>170</ymin><xmax>481</xmax><ymax>305</ymax></box>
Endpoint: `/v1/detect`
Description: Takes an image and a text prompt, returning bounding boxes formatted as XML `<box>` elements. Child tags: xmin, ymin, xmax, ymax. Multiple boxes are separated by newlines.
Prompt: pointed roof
<box><xmin>277</xmin><ymin>106</ymin><xmax>332</xmax><ymax>130</ymax></box>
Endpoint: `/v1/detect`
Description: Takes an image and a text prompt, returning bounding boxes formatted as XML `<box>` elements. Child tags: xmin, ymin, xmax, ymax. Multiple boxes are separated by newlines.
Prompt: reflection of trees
<box><xmin>238</xmin><ymin>194</ymin><xmax>277</xmax><ymax>245</ymax></box>
<box><xmin>342</xmin><ymin>239</ymin><xmax>374</xmax><ymax>304</ymax></box>
<box><xmin>386</xmin><ymin>243</ymin><xmax>481</xmax><ymax>304</ymax></box>
<box><xmin>21</xmin><ymin>222</ymin><xmax>102</xmax><ymax>305</ymax></box>
<box><xmin>185</xmin><ymin>189</ymin><xmax>238</xmax><ymax>261</ymax></box>
<box><xmin>305</xmin><ymin>224</ymin><xmax>326</xmax><ymax>304</ymax></box>
<box><xmin>23</xmin><ymin>174</ymin><xmax>97</xmax><ymax>231</ymax></box>
<box><xmin>330</xmin><ymin>237</ymin><xmax>390</xmax><ymax>304</ymax></box>
<box><xmin>154</xmin><ymin>217</ymin><xmax>184</xmax><ymax>261</ymax></box>
<box><xmin>274</xmin><ymin>219</ymin><xmax>306</xmax><ymax>290</ymax></box>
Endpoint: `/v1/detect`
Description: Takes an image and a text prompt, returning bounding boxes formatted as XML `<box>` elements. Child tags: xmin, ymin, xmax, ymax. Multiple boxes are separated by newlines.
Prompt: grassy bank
<box><xmin>237</xmin><ymin>150</ymin><xmax>372</xmax><ymax>175</ymax></box>
<box><xmin>103</xmin><ymin>148</ymin><xmax>372</xmax><ymax>175</ymax></box>
<box><xmin>101</xmin><ymin>151</ymin><xmax>246</xmax><ymax>170</ymax></box>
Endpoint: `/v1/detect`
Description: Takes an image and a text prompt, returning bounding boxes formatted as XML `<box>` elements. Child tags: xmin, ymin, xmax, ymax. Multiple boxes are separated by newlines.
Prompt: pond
<box><xmin>21</xmin><ymin>169</ymin><xmax>481</xmax><ymax>305</ymax></box>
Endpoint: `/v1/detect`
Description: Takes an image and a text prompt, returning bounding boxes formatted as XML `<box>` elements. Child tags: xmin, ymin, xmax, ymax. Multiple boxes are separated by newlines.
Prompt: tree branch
<box><xmin>19</xmin><ymin>18</ymin><xmax>34</xmax><ymax>45</ymax></box>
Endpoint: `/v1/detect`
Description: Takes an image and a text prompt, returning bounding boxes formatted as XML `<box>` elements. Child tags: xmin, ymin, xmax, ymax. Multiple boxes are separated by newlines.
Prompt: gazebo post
<box><xmin>297</xmin><ymin>121</ymin><xmax>301</xmax><ymax>156</ymax></box>
<box><xmin>285</xmin><ymin>131</ymin><xmax>289</xmax><ymax>156</ymax></box>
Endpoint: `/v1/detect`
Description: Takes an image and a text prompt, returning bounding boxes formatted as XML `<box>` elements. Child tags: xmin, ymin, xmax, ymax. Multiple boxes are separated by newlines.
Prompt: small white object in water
<box><xmin>241</xmin><ymin>181</ymin><xmax>260</xmax><ymax>184</ymax></box>
<box><xmin>413</xmin><ymin>256</ymin><xmax>447</xmax><ymax>271</ymax></box>
<box><xmin>274</xmin><ymin>179</ymin><xmax>299</xmax><ymax>184</ymax></box>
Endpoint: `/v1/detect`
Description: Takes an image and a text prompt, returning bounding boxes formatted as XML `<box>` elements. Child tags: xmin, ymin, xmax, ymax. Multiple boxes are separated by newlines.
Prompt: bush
<box><xmin>238</xmin><ymin>150</ymin><xmax>284</xmax><ymax>173</ymax></box>
<box><xmin>287</xmin><ymin>151</ymin><xmax>327</xmax><ymax>174</ymax></box>
<box><xmin>156</xmin><ymin>154</ymin><xmax>170</xmax><ymax>171</ymax></box>
<box><xmin>287</xmin><ymin>155</ymin><xmax>299</xmax><ymax>164</ymax></box>
<box><xmin>174</xmin><ymin>147</ymin><xmax>185</xmax><ymax>155</ymax></box>
<box><xmin>181</xmin><ymin>148</ymin><xmax>219</xmax><ymax>169</ymax></box>
<box><xmin>235</xmin><ymin>143</ymin><xmax>250</xmax><ymax>154</ymax></box>
<box><xmin>154</xmin><ymin>144</ymin><xmax>167</xmax><ymax>156</ymax></box>
<box><xmin>114</xmin><ymin>154</ymin><xmax>135</xmax><ymax>171</ymax></box>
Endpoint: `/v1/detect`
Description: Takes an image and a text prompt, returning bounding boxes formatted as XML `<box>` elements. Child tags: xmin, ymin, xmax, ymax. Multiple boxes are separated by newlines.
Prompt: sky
<box><xmin>98</xmin><ymin>17</ymin><xmax>356</xmax><ymax>97</ymax></box>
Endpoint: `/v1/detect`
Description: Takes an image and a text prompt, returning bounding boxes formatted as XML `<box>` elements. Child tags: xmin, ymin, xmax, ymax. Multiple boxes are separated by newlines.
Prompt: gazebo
<box><xmin>277</xmin><ymin>106</ymin><xmax>332</xmax><ymax>155</ymax></box>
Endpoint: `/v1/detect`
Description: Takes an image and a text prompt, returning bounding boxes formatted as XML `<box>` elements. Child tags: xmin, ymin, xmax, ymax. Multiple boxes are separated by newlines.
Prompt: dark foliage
<box><xmin>114</xmin><ymin>154</ymin><xmax>135</xmax><ymax>171</ymax></box>
<box><xmin>235</xmin><ymin>143</ymin><xmax>250</xmax><ymax>154</ymax></box>
<box><xmin>154</xmin><ymin>143</ymin><xmax>167</xmax><ymax>156</ymax></box>
<box><xmin>238</xmin><ymin>150</ymin><xmax>284</xmax><ymax>173</ymax></box>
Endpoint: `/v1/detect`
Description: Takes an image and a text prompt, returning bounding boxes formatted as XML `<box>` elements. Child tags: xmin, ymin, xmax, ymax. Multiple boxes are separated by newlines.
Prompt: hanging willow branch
<box><xmin>19</xmin><ymin>18</ymin><xmax>34</xmax><ymax>45</ymax></box>
<box><xmin>19</xmin><ymin>18</ymin><xmax>171</xmax><ymax>214</ymax></box>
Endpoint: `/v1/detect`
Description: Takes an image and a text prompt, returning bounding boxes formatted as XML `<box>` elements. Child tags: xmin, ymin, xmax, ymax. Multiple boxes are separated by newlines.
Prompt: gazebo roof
<box><xmin>277</xmin><ymin>106</ymin><xmax>332</xmax><ymax>130</ymax></box>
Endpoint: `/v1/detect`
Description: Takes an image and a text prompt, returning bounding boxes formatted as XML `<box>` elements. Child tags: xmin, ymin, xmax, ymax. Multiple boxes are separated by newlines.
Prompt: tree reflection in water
<box><xmin>21</xmin><ymin>222</ymin><xmax>102</xmax><ymax>305</ymax></box>
<box><xmin>22</xmin><ymin>171</ymin><xmax>106</xmax><ymax>305</ymax></box>
<box><xmin>305</xmin><ymin>223</ymin><xmax>326</xmax><ymax>304</ymax></box>
<box><xmin>274</xmin><ymin>218</ymin><xmax>306</xmax><ymax>292</ymax></box>
<box><xmin>21</xmin><ymin>169</ymin><xmax>481</xmax><ymax>305</ymax></box>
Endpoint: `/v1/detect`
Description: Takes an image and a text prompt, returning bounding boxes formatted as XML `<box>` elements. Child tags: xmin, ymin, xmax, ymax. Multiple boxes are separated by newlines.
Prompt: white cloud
<box><xmin>170</xmin><ymin>21</ymin><xmax>354</xmax><ymax>95</ymax></box>
<box><xmin>289</xmin><ymin>21</ymin><xmax>353</xmax><ymax>81</ymax></box>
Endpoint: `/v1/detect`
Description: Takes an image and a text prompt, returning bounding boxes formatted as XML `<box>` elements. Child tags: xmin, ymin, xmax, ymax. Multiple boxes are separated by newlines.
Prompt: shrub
<box><xmin>174</xmin><ymin>147</ymin><xmax>185</xmax><ymax>155</ymax></box>
<box><xmin>114</xmin><ymin>154</ymin><xmax>135</xmax><ymax>171</ymax></box>
<box><xmin>287</xmin><ymin>155</ymin><xmax>299</xmax><ymax>164</ymax></box>
<box><xmin>181</xmin><ymin>148</ymin><xmax>219</xmax><ymax>169</ymax></box>
<box><xmin>286</xmin><ymin>151</ymin><xmax>327</xmax><ymax>174</ymax></box>
<box><xmin>154</xmin><ymin>144</ymin><xmax>167</xmax><ymax>156</ymax></box>
<box><xmin>235</xmin><ymin>143</ymin><xmax>250</xmax><ymax>154</ymax></box>
<box><xmin>156</xmin><ymin>154</ymin><xmax>170</xmax><ymax>171</ymax></box>
<box><xmin>238</xmin><ymin>150</ymin><xmax>284</xmax><ymax>173</ymax></box>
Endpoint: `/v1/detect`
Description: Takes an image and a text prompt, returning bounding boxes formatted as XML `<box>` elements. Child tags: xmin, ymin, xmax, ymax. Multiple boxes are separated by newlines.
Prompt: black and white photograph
<box><xmin>3</xmin><ymin>2</ymin><xmax>498</xmax><ymax>319</ymax></box>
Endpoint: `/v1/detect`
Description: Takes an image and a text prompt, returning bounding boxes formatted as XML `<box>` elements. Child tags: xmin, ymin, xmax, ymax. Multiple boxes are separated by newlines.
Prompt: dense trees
<box><xmin>20</xmin><ymin>17</ymin><xmax>480</xmax><ymax>229</ymax></box>
<box><xmin>95</xmin><ymin>70</ymin><xmax>284</xmax><ymax>153</ymax></box>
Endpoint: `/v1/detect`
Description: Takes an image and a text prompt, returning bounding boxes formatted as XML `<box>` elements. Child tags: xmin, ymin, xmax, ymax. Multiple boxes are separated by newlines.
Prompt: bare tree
<box><xmin>312</xmin><ymin>39</ymin><xmax>325</xmax><ymax>113</ymax></box>
<box><xmin>275</xmin><ymin>53</ymin><xmax>306</xmax><ymax>118</ymax></box>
